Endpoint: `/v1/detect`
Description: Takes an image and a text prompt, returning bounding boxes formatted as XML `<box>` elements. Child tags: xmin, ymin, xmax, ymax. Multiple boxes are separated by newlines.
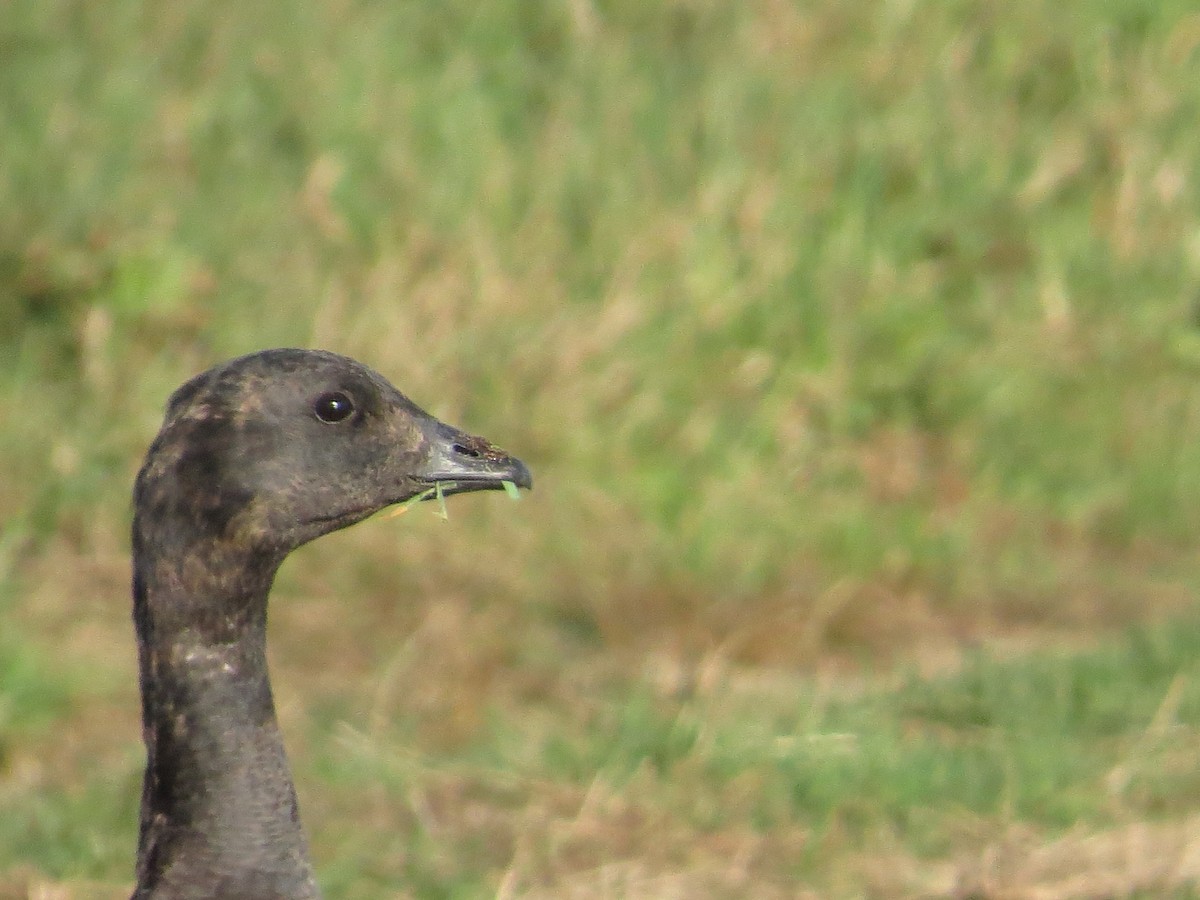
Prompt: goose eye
<box><xmin>313</xmin><ymin>391</ymin><xmax>355</xmax><ymax>424</ymax></box>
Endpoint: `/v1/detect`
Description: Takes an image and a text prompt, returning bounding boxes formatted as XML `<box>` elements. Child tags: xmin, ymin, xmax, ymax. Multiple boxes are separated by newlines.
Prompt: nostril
<box><xmin>452</xmin><ymin>442</ymin><xmax>482</xmax><ymax>459</ymax></box>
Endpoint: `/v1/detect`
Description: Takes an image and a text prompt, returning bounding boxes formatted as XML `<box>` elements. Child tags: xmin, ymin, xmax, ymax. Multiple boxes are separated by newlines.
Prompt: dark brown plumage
<box><xmin>130</xmin><ymin>349</ymin><xmax>531</xmax><ymax>899</ymax></box>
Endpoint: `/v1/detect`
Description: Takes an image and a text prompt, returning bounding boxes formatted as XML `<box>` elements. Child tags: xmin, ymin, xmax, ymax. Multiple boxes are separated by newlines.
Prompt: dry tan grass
<box><xmin>947</xmin><ymin>817</ymin><xmax>1200</xmax><ymax>899</ymax></box>
<box><xmin>0</xmin><ymin>874</ymin><xmax>128</xmax><ymax>900</ymax></box>
<box><xmin>10</xmin><ymin>815</ymin><xmax>1200</xmax><ymax>900</ymax></box>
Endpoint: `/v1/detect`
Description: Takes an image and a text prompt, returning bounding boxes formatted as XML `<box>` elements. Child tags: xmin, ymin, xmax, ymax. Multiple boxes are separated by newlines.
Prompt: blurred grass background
<box><xmin>5</xmin><ymin>0</ymin><xmax>1200</xmax><ymax>896</ymax></box>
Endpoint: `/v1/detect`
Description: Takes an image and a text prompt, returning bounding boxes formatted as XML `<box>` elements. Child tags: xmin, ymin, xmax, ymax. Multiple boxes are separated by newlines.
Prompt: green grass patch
<box><xmin>5</xmin><ymin>0</ymin><xmax>1200</xmax><ymax>626</ymax></box>
<box><xmin>6</xmin><ymin>0</ymin><xmax>1200</xmax><ymax>894</ymax></box>
<box><xmin>292</xmin><ymin>614</ymin><xmax>1200</xmax><ymax>894</ymax></box>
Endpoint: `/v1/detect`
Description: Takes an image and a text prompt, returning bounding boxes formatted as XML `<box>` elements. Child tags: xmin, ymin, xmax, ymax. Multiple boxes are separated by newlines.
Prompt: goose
<box><xmin>130</xmin><ymin>348</ymin><xmax>531</xmax><ymax>899</ymax></box>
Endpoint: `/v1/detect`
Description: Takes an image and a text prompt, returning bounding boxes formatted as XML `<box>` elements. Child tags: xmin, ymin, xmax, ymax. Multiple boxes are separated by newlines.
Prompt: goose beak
<box><xmin>417</xmin><ymin>419</ymin><xmax>533</xmax><ymax>497</ymax></box>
